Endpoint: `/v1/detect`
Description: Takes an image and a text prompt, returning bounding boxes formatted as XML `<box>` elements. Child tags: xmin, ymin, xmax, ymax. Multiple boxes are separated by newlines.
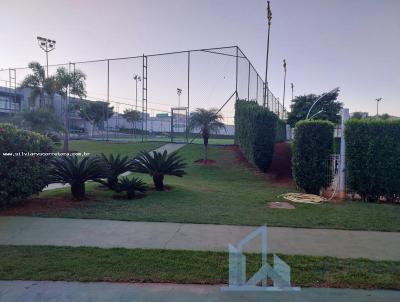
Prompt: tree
<box><xmin>287</xmin><ymin>90</ymin><xmax>343</xmax><ymax>127</ymax></box>
<box><xmin>352</xmin><ymin>112</ymin><xmax>367</xmax><ymax>119</ymax></box>
<box><xmin>122</xmin><ymin>109</ymin><xmax>141</xmax><ymax>136</ymax></box>
<box><xmin>189</xmin><ymin>108</ymin><xmax>225</xmax><ymax>161</ymax></box>
<box><xmin>79</xmin><ymin>100</ymin><xmax>114</xmax><ymax>136</ymax></box>
<box><xmin>380</xmin><ymin>113</ymin><xmax>391</xmax><ymax>120</ymax></box>
<box><xmin>54</xmin><ymin>67</ymin><xmax>87</xmax><ymax>152</ymax></box>
<box><xmin>19</xmin><ymin>62</ymin><xmax>57</xmax><ymax>107</ymax></box>
<box><xmin>15</xmin><ymin>107</ymin><xmax>64</xmax><ymax>134</ymax></box>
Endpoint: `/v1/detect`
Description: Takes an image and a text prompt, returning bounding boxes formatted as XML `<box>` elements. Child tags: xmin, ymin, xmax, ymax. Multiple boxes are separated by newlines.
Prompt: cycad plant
<box><xmin>131</xmin><ymin>150</ymin><xmax>186</xmax><ymax>191</ymax></box>
<box><xmin>189</xmin><ymin>108</ymin><xmax>225</xmax><ymax>161</ymax></box>
<box><xmin>99</xmin><ymin>153</ymin><xmax>133</xmax><ymax>189</ymax></box>
<box><xmin>115</xmin><ymin>176</ymin><xmax>147</xmax><ymax>199</ymax></box>
<box><xmin>48</xmin><ymin>155</ymin><xmax>108</xmax><ymax>200</ymax></box>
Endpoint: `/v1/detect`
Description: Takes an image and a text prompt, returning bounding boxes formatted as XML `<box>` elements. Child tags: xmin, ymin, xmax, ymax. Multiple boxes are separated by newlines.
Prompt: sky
<box><xmin>0</xmin><ymin>0</ymin><xmax>399</xmax><ymax>117</ymax></box>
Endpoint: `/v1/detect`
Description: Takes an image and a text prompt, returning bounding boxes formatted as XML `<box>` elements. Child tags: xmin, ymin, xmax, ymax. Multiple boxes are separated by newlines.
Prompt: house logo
<box><xmin>221</xmin><ymin>225</ymin><xmax>300</xmax><ymax>292</ymax></box>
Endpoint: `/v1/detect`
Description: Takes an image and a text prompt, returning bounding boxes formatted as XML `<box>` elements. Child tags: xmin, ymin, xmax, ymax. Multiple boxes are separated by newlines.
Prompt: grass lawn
<box><xmin>86</xmin><ymin>137</ymin><xmax>235</xmax><ymax>145</ymax></box>
<box><xmin>12</xmin><ymin>143</ymin><xmax>400</xmax><ymax>231</ymax></box>
<box><xmin>0</xmin><ymin>245</ymin><xmax>398</xmax><ymax>289</ymax></box>
<box><xmin>66</xmin><ymin>140</ymin><xmax>164</xmax><ymax>156</ymax></box>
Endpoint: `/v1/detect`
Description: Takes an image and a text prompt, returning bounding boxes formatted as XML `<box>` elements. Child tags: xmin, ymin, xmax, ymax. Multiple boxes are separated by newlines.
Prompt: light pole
<box><xmin>291</xmin><ymin>83</ymin><xmax>294</xmax><ymax>101</ymax></box>
<box><xmin>282</xmin><ymin>59</ymin><xmax>287</xmax><ymax>114</ymax></box>
<box><xmin>177</xmin><ymin>88</ymin><xmax>182</xmax><ymax>134</ymax></box>
<box><xmin>376</xmin><ymin>98</ymin><xmax>382</xmax><ymax>117</ymax></box>
<box><xmin>37</xmin><ymin>36</ymin><xmax>56</xmax><ymax>77</ymax></box>
<box><xmin>177</xmin><ymin>88</ymin><xmax>182</xmax><ymax>107</ymax></box>
<box><xmin>133</xmin><ymin>74</ymin><xmax>141</xmax><ymax>111</ymax></box>
<box><xmin>263</xmin><ymin>1</ymin><xmax>272</xmax><ymax>108</ymax></box>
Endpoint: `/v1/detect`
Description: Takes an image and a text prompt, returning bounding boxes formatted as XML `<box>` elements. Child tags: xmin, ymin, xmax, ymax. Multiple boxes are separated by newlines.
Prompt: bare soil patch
<box><xmin>0</xmin><ymin>196</ymin><xmax>91</xmax><ymax>216</ymax></box>
<box><xmin>268</xmin><ymin>142</ymin><xmax>293</xmax><ymax>186</ymax></box>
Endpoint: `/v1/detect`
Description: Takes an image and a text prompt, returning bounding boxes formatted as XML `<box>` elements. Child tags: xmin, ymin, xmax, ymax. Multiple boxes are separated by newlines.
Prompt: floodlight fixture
<box><xmin>36</xmin><ymin>36</ymin><xmax>56</xmax><ymax>77</ymax></box>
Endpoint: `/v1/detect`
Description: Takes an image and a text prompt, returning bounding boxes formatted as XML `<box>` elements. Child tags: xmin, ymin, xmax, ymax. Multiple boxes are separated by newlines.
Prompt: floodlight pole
<box><xmin>177</xmin><ymin>88</ymin><xmax>182</xmax><ymax>134</ymax></box>
<box><xmin>263</xmin><ymin>1</ymin><xmax>272</xmax><ymax>108</ymax></box>
<box><xmin>282</xmin><ymin>59</ymin><xmax>287</xmax><ymax>114</ymax></box>
<box><xmin>133</xmin><ymin>74</ymin><xmax>141</xmax><ymax>111</ymax></box>
<box><xmin>376</xmin><ymin>98</ymin><xmax>382</xmax><ymax>117</ymax></box>
<box><xmin>37</xmin><ymin>36</ymin><xmax>56</xmax><ymax>77</ymax></box>
<box><xmin>291</xmin><ymin>83</ymin><xmax>294</xmax><ymax>101</ymax></box>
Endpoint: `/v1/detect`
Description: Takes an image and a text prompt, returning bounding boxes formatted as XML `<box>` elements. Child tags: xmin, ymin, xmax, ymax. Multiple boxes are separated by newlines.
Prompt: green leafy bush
<box><xmin>0</xmin><ymin>123</ymin><xmax>54</xmax><ymax>207</ymax></box>
<box><xmin>345</xmin><ymin>119</ymin><xmax>400</xmax><ymax>202</ymax></box>
<box><xmin>235</xmin><ymin>100</ymin><xmax>278</xmax><ymax>171</ymax></box>
<box><xmin>292</xmin><ymin>120</ymin><xmax>334</xmax><ymax>194</ymax></box>
<box><xmin>99</xmin><ymin>153</ymin><xmax>133</xmax><ymax>189</ymax></box>
<box><xmin>132</xmin><ymin>150</ymin><xmax>186</xmax><ymax>191</ymax></box>
<box><xmin>48</xmin><ymin>155</ymin><xmax>109</xmax><ymax>200</ymax></box>
<box><xmin>115</xmin><ymin>176</ymin><xmax>147</xmax><ymax>199</ymax></box>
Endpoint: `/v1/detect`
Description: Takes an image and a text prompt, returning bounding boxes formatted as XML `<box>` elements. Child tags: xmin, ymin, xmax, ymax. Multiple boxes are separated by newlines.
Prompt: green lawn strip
<box><xmin>65</xmin><ymin>140</ymin><xmax>164</xmax><ymax>156</ymax></box>
<box><xmin>30</xmin><ymin>144</ymin><xmax>400</xmax><ymax>232</ymax></box>
<box><xmin>0</xmin><ymin>245</ymin><xmax>398</xmax><ymax>289</ymax></box>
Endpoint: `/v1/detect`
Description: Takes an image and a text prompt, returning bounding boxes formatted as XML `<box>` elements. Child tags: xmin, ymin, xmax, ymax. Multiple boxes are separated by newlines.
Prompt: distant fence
<box><xmin>1</xmin><ymin>45</ymin><xmax>287</xmax><ymax>144</ymax></box>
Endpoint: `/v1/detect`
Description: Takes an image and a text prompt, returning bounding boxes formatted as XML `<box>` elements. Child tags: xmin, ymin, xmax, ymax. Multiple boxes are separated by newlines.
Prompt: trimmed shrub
<box><xmin>235</xmin><ymin>100</ymin><xmax>278</xmax><ymax>171</ymax></box>
<box><xmin>345</xmin><ymin>119</ymin><xmax>400</xmax><ymax>202</ymax></box>
<box><xmin>292</xmin><ymin>120</ymin><xmax>334</xmax><ymax>194</ymax></box>
<box><xmin>0</xmin><ymin>123</ymin><xmax>54</xmax><ymax>207</ymax></box>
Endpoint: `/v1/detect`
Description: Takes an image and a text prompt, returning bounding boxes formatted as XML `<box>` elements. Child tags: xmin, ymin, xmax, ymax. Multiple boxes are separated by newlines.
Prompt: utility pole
<box><xmin>37</xmin><ymin>36</ymin><xmax>56</xmax><ymax>77</ymax></box>
<box><xmin>282</xmin><ymin>59</ymin><xmax>287</xmax><ymax>113</ymax></box>
<box><xmin>376</xmin><ymin>98</ymin><xmax>382</xmax><ymax>117</ymax></box>
<box><xmin>263</xmin><ymin>1</ymin><xmax>272</xmax><ymax>108</ymax></box>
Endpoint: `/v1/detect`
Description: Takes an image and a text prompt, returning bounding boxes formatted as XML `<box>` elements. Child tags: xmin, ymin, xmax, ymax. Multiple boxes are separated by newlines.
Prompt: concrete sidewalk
<box><xmin>43</xmin><ymin>143</ymin><xmax>185</xmax><ymax>191</ymax></box>
<box><xmin>1</xmin><ymin>216</ymin><xmax>399</xmax><ymax>260</ymax></box>
<box><xmin>0</xmin><ymin>281</ymin><xmax>399</xmax><ymax>302</ymax></box>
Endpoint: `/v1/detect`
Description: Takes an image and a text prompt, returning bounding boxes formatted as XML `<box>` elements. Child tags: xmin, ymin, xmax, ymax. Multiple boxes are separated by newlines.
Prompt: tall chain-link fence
<box><xmin>0</xmin><ymin>46</ymin><xmax>287</xmax><ymax>144</ymax></box>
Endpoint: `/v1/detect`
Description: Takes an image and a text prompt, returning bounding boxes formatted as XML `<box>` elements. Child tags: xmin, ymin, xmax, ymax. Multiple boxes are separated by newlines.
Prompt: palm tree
<box><xmin>131</xmin><ymin>150</ymin><xmax>186</xmax><ymax>191</ymax></box>
<box><xmin>55</xmin><ymin>67</ymin><xmax>87</xmax><ymax>152</ymax></box>
<box><xmin>48</xmin><ymin>155</ymin><xmax>108</xmax><ymax>200</ymax></box>
<box><xmin>99</xmin><ymin>153</ymin><xmax>133</xmax><ymax>189</ymax></box>
<box><xmin>20</xmin><ymin>62</ymin><xmax>57</xmax><ymax>107</ymax></box>
<box><xmin>189</xmin><ymin>108</ymin><xmax>225</xmax><ymax>161</ymax></box>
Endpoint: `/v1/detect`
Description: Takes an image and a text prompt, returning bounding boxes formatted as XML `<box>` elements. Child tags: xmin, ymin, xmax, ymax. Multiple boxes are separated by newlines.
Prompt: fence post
<box><xmin>107</xmin><ymin>59</ymin><xmax>110</xmax><ymax>141</ymax></box>
<box><xmin>187</xmin><ymin>51</ymin><xmax>190</xmax><ymax>142</ymax></box>
<box><xmin>338</xmin><ymin>108</ymin><xmax>349</xmax><ymax>200</ymax></box>
<box><xmin>235</xmin><ymin>46</ymin><xmax>238</xmax><ymax>100</ymax></box>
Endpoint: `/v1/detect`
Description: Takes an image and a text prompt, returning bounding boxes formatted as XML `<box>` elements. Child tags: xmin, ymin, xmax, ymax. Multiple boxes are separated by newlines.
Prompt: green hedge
<box><xmin>345</xmin><ymin>119</ymin><xmax>400</xmax><ymax>202</ymax></box>
<box><xmin>235</xmin><ymin>100</ymin><xmax>278</xmax><ymax>171</ymax></box>
<box><xmin>292</xmin><ymin>120</ymin><xmax>334</xmax><ymax>194</ymax></box>
<box><xmin>0</xmin><ymin>124</ymin><xmax>54</xmax><ymax>207</ymax></box>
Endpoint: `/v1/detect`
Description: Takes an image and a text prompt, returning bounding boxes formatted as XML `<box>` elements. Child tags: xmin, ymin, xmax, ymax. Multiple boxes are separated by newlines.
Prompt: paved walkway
<box><xmin>1</xmin><ymin>216</ymin><xmax>399</xmax><ymax>260</ymax></box>
<box><xmin>0</xmin><ymin>281</ymin><xmax>399</xmax><ymax>302</ymax></box>
<box><xmin>43</xmin><ymin>143</ymin><xmax>185</xmax><ymax>191</ymax></box>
